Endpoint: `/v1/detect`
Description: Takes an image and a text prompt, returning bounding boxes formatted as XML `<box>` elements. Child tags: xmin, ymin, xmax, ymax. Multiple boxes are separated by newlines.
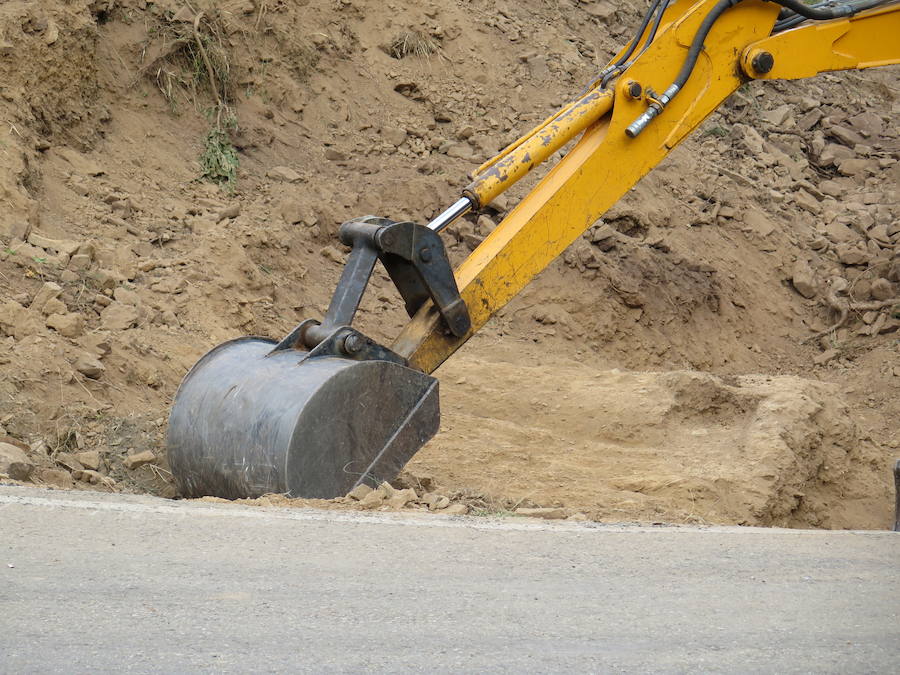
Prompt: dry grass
<box><xmin>137</xmin><ymin>6</ymin><xmax>239</xmax><ymax>188</ymax></box>
<box><xmin>138</xmin><ymin>6</ymin><xmax>232</xmax><ymax>110</ymax></box>
<box><xmin>387</xmin><ymin>30</ymin><xmax>441</xmax><ymax>60</ymax></box>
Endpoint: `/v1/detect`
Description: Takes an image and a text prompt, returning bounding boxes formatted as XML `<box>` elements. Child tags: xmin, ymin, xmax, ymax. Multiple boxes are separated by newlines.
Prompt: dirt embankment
<box><xmin>0</xmin><ymin>0</ymin><xmax>898</xmax><ymax>528</ymax></box>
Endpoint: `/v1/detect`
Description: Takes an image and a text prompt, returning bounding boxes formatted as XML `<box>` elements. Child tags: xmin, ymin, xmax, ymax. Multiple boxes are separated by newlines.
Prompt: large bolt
<box><xmin>751</xmin><ymin>51</ymin><xmax>774</xmax><ymax>76</ymax></box>
<box><xmin>343</xmin><ymin>333</ymin><xmax>364</xmax><ymax>355</ymax></box>
<box><xmin>625</xmin><ymin>80</ymin><xmax>642</xmax><ymax>100</ymax></box>
<box><xmin>419</xmin><ymin>246</ymin><xmax>432</xmax><ymax>263</ymax></box>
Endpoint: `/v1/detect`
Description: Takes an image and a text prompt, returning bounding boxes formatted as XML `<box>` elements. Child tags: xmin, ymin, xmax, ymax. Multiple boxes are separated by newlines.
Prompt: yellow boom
<box><xmin>393</xmin><ymin>0</ymin><xmax>900</xmax><ymax>374</ymax></box>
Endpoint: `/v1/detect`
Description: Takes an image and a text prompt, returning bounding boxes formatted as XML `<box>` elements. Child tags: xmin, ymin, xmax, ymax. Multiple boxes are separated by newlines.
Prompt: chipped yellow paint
<box><xmin>464</xmin><ymin>0</ymin><xmax>700</xmax><ymax>209</ymax></box>
<box><xmin>464</xmin><ymin>90</ymin><xmax>614</xmax><ymax>209</ymax></box>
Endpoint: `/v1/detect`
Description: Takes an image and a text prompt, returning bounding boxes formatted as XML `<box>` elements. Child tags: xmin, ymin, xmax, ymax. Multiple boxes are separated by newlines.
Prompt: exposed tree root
<box><xmin>802</xmin><ymin>276</ymin><xmax>900</xmax><ymax>344</ymax></box>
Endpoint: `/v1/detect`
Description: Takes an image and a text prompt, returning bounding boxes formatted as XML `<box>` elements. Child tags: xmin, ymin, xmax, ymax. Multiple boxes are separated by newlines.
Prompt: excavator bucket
<box><xmin>167</xmin><ymin>336</ymin><xmax>439</xmax><ymax>500</ymax></box>
<box><xmin>167</xmin><ymin>216</ymin><xmax>467</xmax><ymax>500</ymax></box>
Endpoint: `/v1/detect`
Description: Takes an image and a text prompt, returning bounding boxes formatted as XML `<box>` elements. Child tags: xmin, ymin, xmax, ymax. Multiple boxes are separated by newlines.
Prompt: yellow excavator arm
<box><xmin>167</xmin><ymin>0</ymin><xmax>900</xmax><ymax>500</ymax></box>
<box><xmin>395</xmin><ymin>0</ymin><xmax>900</xmax><ymax>374</ymax></box>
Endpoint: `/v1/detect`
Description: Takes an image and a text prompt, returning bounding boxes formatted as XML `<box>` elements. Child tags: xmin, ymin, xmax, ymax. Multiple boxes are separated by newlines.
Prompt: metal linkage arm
<box><xmin>276</xmin><ymin>215</ymin><xmax>470</xmax><ymax>363</ymax></box>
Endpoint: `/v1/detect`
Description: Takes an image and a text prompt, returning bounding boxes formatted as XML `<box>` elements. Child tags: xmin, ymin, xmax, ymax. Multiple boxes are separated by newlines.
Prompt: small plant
<box><xmin>701</xmin><ymin>125</ymin><xmax>729</xmax><ymax>139</ymax></box>
<box><xmin>199</xmin><ymin>112</ymin><xmax>239</xmax><ymax>190</ymax></box>
<box><xmin>140</xmin><ymin>9</ymin><xmax>240</xmax><ymax>190</ymax></box>
<box><xmin>3</xmin><ymin>247</ymin><xmax>16</xmax><ymax>256</ymax></box>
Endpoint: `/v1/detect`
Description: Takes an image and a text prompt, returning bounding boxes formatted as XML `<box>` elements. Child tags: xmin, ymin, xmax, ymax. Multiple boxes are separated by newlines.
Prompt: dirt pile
<box><xmin>223</xmin><ymin>357</ymin><xmax>883</xmax><ymax>528</ymax></box>
<box><xmin>416</xmin><ymin>347</ymin><xmax>885</xmax><ymax>528</ymax></box>
<box><xmin>0</xmin><ymin>0</ymin><xmax>897</xmax><ymax>528</ymax></box>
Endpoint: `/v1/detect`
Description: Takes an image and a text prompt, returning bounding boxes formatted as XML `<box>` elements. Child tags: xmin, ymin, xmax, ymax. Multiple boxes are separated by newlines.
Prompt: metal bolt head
<box><xmin>625</xmin><ymin>80</ymin><xmax>642</xmax><ymax>100</ymax></box>
<box><xmin>419</xmin><ymin>246</ymin><xmax>432</xmax><ymax>263</ymax></box>
<box><xmin>343</xmin><ymin>333</ymin><xmax>364</xmax><ymax>355</ymax></box>
<box><xmin>751</xmin><ymin>51</ymin><xmax>774</xmax><ymax>75</ymax></box>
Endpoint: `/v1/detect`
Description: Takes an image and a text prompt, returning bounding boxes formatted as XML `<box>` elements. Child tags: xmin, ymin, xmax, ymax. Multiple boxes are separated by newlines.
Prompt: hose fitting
<box><xmin>625</xmin><ymin>84</ymin><xmax>679</xmax><ymax>138</ymax></box>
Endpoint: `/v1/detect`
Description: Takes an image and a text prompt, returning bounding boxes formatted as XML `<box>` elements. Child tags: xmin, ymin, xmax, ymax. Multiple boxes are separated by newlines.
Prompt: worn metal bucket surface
<box><xmin>167</xmin><ymin>337</ymin><xmax>439</xmax><ymax>500</ymax></box>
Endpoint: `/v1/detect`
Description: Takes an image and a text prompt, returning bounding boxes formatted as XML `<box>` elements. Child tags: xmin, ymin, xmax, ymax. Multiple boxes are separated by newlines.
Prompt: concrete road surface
<box><xmin>0</xmin><ymin>486</ymin><xmax>897</xmax><ymax>673</ymax></box>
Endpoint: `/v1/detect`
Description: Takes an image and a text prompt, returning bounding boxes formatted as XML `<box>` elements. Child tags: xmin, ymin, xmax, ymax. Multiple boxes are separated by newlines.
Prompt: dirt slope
<box><xmin>0</xmin><ymin>0</ymin><xmax>897</xmax><ymax>528</ymax></box>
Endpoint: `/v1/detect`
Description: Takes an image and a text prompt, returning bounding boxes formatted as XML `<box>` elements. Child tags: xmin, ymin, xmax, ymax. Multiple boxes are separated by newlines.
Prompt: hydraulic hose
<box><xmin>768</xmin><ymin>0</ymin><xmax>859</xmax><ymax>20</ymax></box>
<box><xmin>626</xmin><ymin>0</ymin><xmax>742</xmax><ymax>137</ymax></box>
<box><xmin>601</xmin><ymin>0</ymin><xmax>670</xmax><ymax>89</ymax></box>
<box><xmin>671</xmin><ymin>0</ymin><xmax>742</xmax><ymax>94</ymax></box>
<box><xmin>772</xmin><ymin>0</ymin><xmax>891</xmax><ymax>31</ymax></box>
<box><xmin>626</xmin><ymin>0</ymin><xmax>890</xmax><ymax>136</ymax></box>
<box><xmin>614</xmin><ymin>0</ymin><xmax>665</xmax><ymax>66</ymax></box>
<box><xmin>580</xmin><ymin>0</ymin><xmax>665</xmax><ymax>95</ymax></box>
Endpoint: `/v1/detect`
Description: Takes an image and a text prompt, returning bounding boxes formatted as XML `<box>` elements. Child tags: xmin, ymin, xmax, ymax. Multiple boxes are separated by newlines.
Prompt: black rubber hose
<box><xmin>774</xmin><ymin>14</ymin><xmax>810</xmax><ymax>29</ymax></box>
<box><xmin>672</xmin><ymin>0</ymin><xmax>741</xmax><ymax>91</ymax></box>
<box><xmin>774</xmin><ymin>1</ymin><xmax>829</xmax><ymax>31</ymax></box>
<box><xmin>675</xmin><ymin>0</ymin><xmax>886</xmax><ymax>90</ymax></box>
<box><xmin>615</xmin><ymin>0</ymin><xmax>665</xmax><ymax>66</ymax></box>
<box><xmin>773</xmin><ymin>0</ymin><xmax>890</xmax><ymax>32</ymax></box>
<box><xmin>767</xmin><ymin>0</ymin><xmax>858</xmax><ymax>19</ymax></box>
<box><xmin>600</xmin><ymin>0</ymin><xmax>670</xmax><ymax>88</ymax></box>
<box><xmin>643</xmin><ymin>0</ymin><xmax>886</xmax><ymax>98</ymax></box>
<box><xmin>644</xmin><ymin>0</ymin><xmax>671</xmax><ymax>44</ymax></box>
<box><xmin>578</xmin><ymin>0</ymin><xmax>666</xmax><ymax>95</ymax></box>
<box><xmin>626</xmin><ymin>0</ymin><xmax>743</xmax><ymax>137</ymax></box>
<box><xmin>628</xmin><ymin>0</ymin><xmax>892</xmax><ymax>136</ymax></box>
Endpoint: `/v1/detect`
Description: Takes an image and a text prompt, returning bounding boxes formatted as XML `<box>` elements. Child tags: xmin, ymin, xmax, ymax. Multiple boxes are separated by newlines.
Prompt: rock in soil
<box><xmin>123</xmin><ymin>450</ymin><xmax>156</xmax><ymax>470</ymax></box>
<box><xmin>73</xmin><ymin>469</ymin><xmax>115</xmax><ymax>488</ymax></box>
<box><xmin>37</xmin><ymin>468</ymin><xmax>75</xmax><ymax>489</ymax></box>
<box><xmin>74</xmin><ymin>354</ymin><xmax>105</xmax><ymax>379</ymax></box>
<box><xmin>870</xmin><ymin>279</ymin><xmax>896</xmax><ymax>301</ymax></box>
<box><xmin>74</xmin><ymin>450</ymin><xmax>101</xmax><ymax>471</ymax></box>
<box><xmin>0</xmin><ymin>442</ymin><xmax>34</xmax><ymax>481</ymax></box>
<box><xmin>813</xmin><ymin>349</ymin><xmax>840</xmax><ymax>366</ymax></box>
<box><xmin>100</xmin><ymin>303</ymin><xmax>139</xmax><ymax>331</ymax></box>
<box><xmin>357</xmin><ymin>488</ymin><xmax>387</xmax><ymax>509</ymax></box>
<box><xmin>45</xmin><ymin>312</ymin><xmax>84</xmax><ymax>338</ymax></box>
<box><xmin>425</xmin><ymin>494</ymin><xmax>451</xmax><ymax>510</ymax></box>
<box><xmin>386</xmin><ymin>488</ymin><xmax>417</xmax><ymax>509</ymax></box>
<box><xmin>346</xmin><ymin>484</ymin><xmax>373</xmax><ymax>501</ymax></box>
<box><xmin>442</xmin><ymin>503</ymin><xmax>469</xmax><ymax>516</ymax></box>
<box><xmin>791</xmin><ymin>259</ymin><xmax>817</xmax><ymax>299</ymax></box>
<box><xmin>217</xmin><ymin>204</ymin><xmax>241</xmax><ymax>222</ymax></box>
<box><xmin>30</xmin><ymin>282</ymin><xmax>62</xmax><ymax>311</ymax></box>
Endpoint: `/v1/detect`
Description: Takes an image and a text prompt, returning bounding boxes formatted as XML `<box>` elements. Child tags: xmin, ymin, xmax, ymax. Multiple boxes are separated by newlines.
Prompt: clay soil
<box><xmin>0</xmin><ymin>0</ymin><xmax>898</xmax><ymax>529</ymax></box>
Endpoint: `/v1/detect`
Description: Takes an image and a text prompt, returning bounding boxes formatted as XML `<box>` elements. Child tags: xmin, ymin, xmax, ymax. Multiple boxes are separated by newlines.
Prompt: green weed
<box><xmin>199</xmin><ymin>119</ymin><xmax>239</xmax><ymax>191</ymax></box>
<box><xmin>701</xmin><ymin>126</ymin><xmax>729</xmax><ymax>139</ymax></box>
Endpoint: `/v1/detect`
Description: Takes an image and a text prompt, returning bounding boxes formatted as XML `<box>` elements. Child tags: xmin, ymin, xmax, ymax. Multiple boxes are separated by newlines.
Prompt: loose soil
<box><xmin>0</xmin><ymin>0</ymin><xmax>898</xmax><ymax>529</ymax></box>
